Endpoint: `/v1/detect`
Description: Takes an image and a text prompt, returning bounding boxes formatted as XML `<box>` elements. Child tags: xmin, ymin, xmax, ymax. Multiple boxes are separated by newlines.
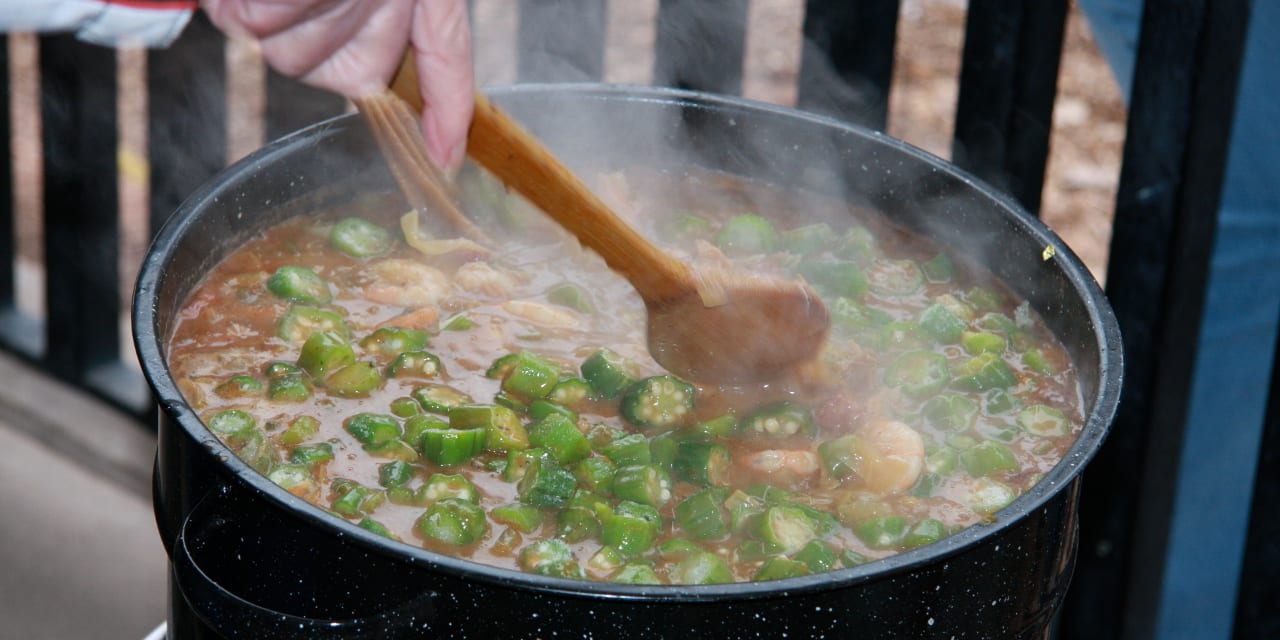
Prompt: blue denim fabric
<box><xmin>1074</xmin><ymin>1</ymin><xmax>1280</xmax><ymax>638</ymax></box>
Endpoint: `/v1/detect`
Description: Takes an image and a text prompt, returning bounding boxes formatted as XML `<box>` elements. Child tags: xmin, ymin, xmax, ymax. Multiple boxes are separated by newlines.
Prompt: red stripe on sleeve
<box><xmin>101</xmin><ymin>0</ymin><xmax>199</xmax><ymax>9</ymax></box>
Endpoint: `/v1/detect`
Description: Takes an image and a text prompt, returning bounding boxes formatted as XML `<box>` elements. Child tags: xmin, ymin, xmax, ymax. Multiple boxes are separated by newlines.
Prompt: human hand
<box><xmin>201</xmin><ymin>0</ymin><xmax>473</xmax><ymax>171</ymax></box>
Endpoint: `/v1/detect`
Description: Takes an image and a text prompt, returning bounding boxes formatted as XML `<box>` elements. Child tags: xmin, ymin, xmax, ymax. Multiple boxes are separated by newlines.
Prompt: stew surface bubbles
<box><xmin>168</xmin><ymin>167</ymin><xmax>1083</xmax><ymax>584</ymax></box>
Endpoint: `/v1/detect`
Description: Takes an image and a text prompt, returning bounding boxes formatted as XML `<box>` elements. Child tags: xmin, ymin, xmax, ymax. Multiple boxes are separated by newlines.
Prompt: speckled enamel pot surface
<box><xmin>135</xmin><ymin>85</ymin><xmax>1122</xmax><ymax>640</ymax></box>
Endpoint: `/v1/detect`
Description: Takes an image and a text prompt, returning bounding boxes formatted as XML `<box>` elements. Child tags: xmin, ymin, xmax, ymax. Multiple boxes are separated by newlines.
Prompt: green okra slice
<box><xmin>668</xmin><ymin>551</ymin><xmax>733</xmax><ymax>585</ymax></box>
<box><xmin>331</xmin><ymin>217</ymin><xmax>392</xmax><ymax>257</ymax></box>
<box><xmin>417</xmin><ymin>498</ymin><xmax>486</xmax><ymax>545</ymax></box>
<box><xmin>267</xmin><ymin>265</ymin><xmax>331</xmax><ymax>305</ymax></box>
<box><xmin>620</xmin><ymin>375</ymin><xmax>696</xmax><ymax>429</ymax></box>
<box><xmin>580</xmin><ymin>348</ymin><xmax>639</xmax><ymax>400</ymax></box>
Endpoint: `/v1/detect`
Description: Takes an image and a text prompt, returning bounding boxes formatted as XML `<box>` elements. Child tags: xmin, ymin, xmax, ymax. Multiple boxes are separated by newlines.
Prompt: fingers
<box><xmin>202</xmin><ymin>0</ymin><xmax>475</xmax><ymax>171</ymax></box>
<box><xmin>413</xmin><ymin>0</ymin><xmax>474</xmax><ymax>172</ymax></box>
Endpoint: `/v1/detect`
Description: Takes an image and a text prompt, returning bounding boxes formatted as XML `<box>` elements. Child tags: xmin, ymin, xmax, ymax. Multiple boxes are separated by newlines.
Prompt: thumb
<box><xmin>413</xmin><ymin>0</ymin><xmax>474</xmax><ymax>172</ymax></box>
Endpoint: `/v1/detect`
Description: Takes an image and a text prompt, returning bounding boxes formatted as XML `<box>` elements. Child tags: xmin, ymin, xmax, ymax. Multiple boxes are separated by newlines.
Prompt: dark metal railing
<box><xmin>0</xmin><ymin>1</ymin><xmax>1272</xmax><ymax>638</ymax></box>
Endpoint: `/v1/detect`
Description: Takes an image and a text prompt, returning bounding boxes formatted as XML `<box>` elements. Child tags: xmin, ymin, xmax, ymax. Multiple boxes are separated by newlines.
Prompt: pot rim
<box><xmin>134</xmin><ymin>82</ymin><xmax>1122</xmax><ymax>602</ymax></box>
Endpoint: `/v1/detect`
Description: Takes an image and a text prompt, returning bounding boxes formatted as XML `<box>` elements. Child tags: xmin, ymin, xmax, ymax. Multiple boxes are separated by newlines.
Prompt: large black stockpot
<box><xmin>134</xmin><ymin>85</ymin><xmax>1122</xmax><ymax>639</ymax></box>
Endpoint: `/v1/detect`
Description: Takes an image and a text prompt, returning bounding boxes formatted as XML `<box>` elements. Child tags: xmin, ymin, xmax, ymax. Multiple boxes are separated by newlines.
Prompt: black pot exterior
<box><xmin>136</xmin><ymin>85</ymin><xmax>1122</xmax><ymax>640</ymax></box>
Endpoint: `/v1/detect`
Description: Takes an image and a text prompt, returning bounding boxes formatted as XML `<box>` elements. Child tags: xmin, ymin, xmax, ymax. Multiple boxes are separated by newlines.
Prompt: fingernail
<box><xmin>444</xmin><ymin>139</ymin><xmax>467</xmax><ymax>174</ymax></box>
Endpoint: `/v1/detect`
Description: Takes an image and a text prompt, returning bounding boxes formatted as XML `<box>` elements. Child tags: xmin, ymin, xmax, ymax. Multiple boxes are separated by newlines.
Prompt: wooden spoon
<box><xmin>390</xmin><ymin>60</ymin><xmax>830</xmax><ymax>383</ymax></box>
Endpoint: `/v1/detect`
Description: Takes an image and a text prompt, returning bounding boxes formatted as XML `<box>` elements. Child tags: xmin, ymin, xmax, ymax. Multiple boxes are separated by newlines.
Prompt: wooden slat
<box><xmin>517</xmin><ymin>0</ymin><xmax>607</xmax><ymax>82</ymax></box>
<box><xmin>0</xmin><ymin>33</ymin><xmax>40</xmax><ymax>361</ymax></box>
<box><xmin>653</xmin><ymin>0</ymin><xmax>748</xmax><ymax>95</ymax></box>
<box><xmin>1059</xmin><ymin>0</ymin><xmax>1254</xmax><ymax>638</ymax></box>
<box><xmin>796</xmin><ymin>0</ymin><xmax>900</xmax><ymax>130</ymax></box>
<box><xmin>1233</xmin><ymin>319</ymin><xmax>1280</xmax><ymax>638</ymax></box>
<box><xmin>147</xmin><ymin>14</ymin><xmax>228</xmax><ymax>235</ymax></box>
<box><xmin>38</xmin><ymin>35</ymin><xmax>122</xmax><ymax>386</ymax></box>
<box><xmin>0</xmin><ymin>35</ymin><xmax>11</xmax><ymax>310</ymax></box>
<box><xmin>952</xmin><ymin>0</ymin><xmax>1067</xmax><ymax>214</ymax></box>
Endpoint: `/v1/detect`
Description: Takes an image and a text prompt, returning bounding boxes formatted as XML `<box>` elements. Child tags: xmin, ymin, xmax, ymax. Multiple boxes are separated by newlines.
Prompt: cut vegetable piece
<box><xmin>611</xmin><ymin>464</ymin><xmax>672</xmax><ymax>508</ymax></box>
<box><xmin>344</xmin><ymin>413</ymin><xmax>401</xmax><ymax>446</ymax></box>
<box><xmin>620</xmin><ymin>375</ymin><xmax>696</xmax><ymax>429</ymax></box>
<box><xmin>360</xmin><ymin>326</ymin><xmax>429</xmax><ymax>356</ymax></box>
<box><xmin>417</xmin><ymin>498</ymin><xmax>487</xmax><ymax>545</ymax></box>
<box><xmin>921</xmin><ymin>393</ymin><xmax>978</xmax><ymax>431</ymax></box>
<box><xmin>715</xmin><ymin>213</ymin><xmax>776</xmax><ymax>257</ymax></box>
<box><xmin>669</xmin><ymin>551</ymin><xmax>733</xmax><ymax>585</ymax></box>
<box><xmin>325</xmin><ymin>361</ymin><xmax>383</xmax><ymax>397</ymax></box>
<box><xmin>754</xmin><ymin>557</ymin><xmax>811</xmax><ymax>581</ymax></box>
<box><xmin>420</xmin><ymin>427</ymin><xmax>485</xmax><ymax>466</ymax></box>
<box><xmin>672</xmin><ymin>441</ymin><xmax>732</xmax><ymax>486</ymax></box>
<box><xmin>1017</xmin><ymin>404</ymin><xmax>1071</xmax><ymax>437</ymax></box>
<box><xmin>580</xmin><ymin>348</ymin><xmax>639</xmax><ymax>400</ymax></box>
<box><xmin>884</xmin><ymin>350</ymin><xmax>950</xmax><ymax>399</ymax></box>
<box><xmin>600</xmin><ymin>500</ymin><xmax>662</xmax><ymax>558</ymax></box>
<box><xmin>951</xmin><ymin>353</ymin><xmax>1017</xmax><ymax>391</ymax></box>
<box><xmin>527</xmin><ymin>413</ymin><xmax>591</xmax><ymax>464</ymax></box>
<box><xmin>419</xmin><ymin>473</ymin><xmax>479</xmax><ymax>503</ymax></box>
<box><xmin>267</xmin><ymin>265</ymin><xmax>332</xmax><ymax>304</ymax></box>
<box><xmin>331</xmin><ymin>217</ymin><xmax>392</xmax><ymax>257</ymax></box>
<box><xmin>674</xmin><ymin>487</ymin><xmax>729</xmax><ymax>540</ymax></box>
<box><xmin>517</xmin><ymin>456</ymin><xmax>577</xmax><ymax>508</ymax></box>
<box><xmin>491</xmin><ymin>503</ymin><xmax>545</xmax><ymax>534</ymax></box>
<box><xmin>919</xmin><ymin>303</ymin><xmax>967</xmax><ymax>344</ymax></box>
<box><xmin>739</xmin><ymin>401</ymin><xmax>815</xmax><ymax>438</ymax></box>
<box><xmin>903</xmin><ymin>518</ymin><xmax>947</xmax><ymax>549</ymax></box>
<box><xmin>412</xmin><ymin>384</ymin><xmax>473</xmax><ymax>414</ymax></box>
<box><xmin>214</xmin><ymin>375</ymin><xmax>263</xmax><ymax>398</ymax></box>
<box><xmin>854</xmin><ymin>515</ymin><xmax>907</xmax><ymax>549</ymax></box>
<box><xmin>867</xmin><ymin>258</ymin><xmax>924</xmax><ymax>297</ymax></box>
<box><xmin>546</xmin><ymin>283</ymin><xmax>595</xmax><ymax>313</ymax></box>
<box><xmin>960</xmin><ymin>440</ymin><xmax>1021</xmax><ymax>477</ymax></box>
<box><xmin>797</xmin><ymin>260</ymin><xmax>869</xmax><ymax>299</ymax></box>
<box><xmin>501</xmin><ymin>350</ymin><xmax>561</xmax><ymax>400</ymax></box>
<box><xmin>921</xmin><ymin>253</ymin><xmax>955</xmax><ymax>283</ymax></box>
<box><xmin>297</xmin><ymin>330</ymin><xmax>355</xmax><ymax>380</ymax></box>
<box><xmin>278</xmin><ymin>305</ymin><xmax>349</xmax><ymax>343</ymax></box>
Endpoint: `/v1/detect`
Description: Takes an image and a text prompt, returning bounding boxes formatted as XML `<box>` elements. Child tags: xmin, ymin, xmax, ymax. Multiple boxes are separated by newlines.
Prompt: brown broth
<box><xmin>169</xmin><ymin>168</ymin><xmax>1084</xmax><ymax>583</ymax></box>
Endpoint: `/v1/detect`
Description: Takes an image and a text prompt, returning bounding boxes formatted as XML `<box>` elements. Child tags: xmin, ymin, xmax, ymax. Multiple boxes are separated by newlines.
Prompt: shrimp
<box><xmin>502</xmin><ymin>300</ymin><xmax>580</xmax><ymax>328</ymax></box>
<box><xmin>453</xmin><ymin>261</ymin><xmax>519</xmax><ymax>298</ymax></box>
<box><xmin>378</xmin><ymin>307</ymin><xmax>439</xmax><ymax>331</ymax></box>
<box><xmin>736</xmin><ymin>449</ymin><xmax>821</xmax><ymax>488</ymax></box>
<box><xmin>362</xmin><ymin>259</ymin><xmax>449</xmax><ymax>308</ymax></box>
<box><xmin>852</xmin><ymin>418</ymin><xmax>925</xmax><ymax>495</ymax></box>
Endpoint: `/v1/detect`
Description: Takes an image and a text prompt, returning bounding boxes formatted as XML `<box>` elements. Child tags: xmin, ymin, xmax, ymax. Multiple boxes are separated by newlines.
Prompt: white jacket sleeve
<box><xmin>0</xmin><ymin>0</ymin><xmax>196</xmax><ymax>48</ymax></box>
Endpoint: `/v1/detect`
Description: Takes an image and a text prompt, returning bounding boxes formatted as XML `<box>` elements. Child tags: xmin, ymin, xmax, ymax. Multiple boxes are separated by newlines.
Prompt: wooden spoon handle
<box><xmin>466</xmin><ymin>92</ymin><xmax>693</xmax><ymax>301</ymax></box>
<box><xmin>390</xmin><ymin>54</ymin><xmax>692</xmax><ymax>302</ymax></box>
